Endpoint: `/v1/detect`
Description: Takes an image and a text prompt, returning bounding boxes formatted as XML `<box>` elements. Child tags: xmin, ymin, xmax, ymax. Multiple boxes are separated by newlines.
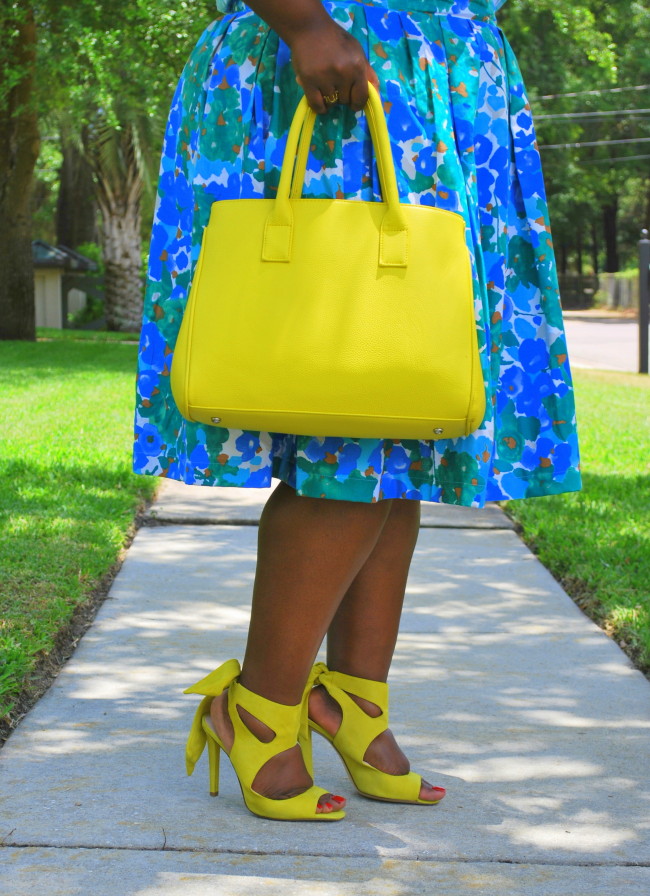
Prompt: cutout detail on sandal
<box><xmin>236</xmin><ymin>704</ymin><xmax>277</xmax><ymax>743</ymax></box>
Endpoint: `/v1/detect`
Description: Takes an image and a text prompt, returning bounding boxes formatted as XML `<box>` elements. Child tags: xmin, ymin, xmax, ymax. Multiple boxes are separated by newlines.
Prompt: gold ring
<box><xmin>323</xmin><ymin>91</ymin><xmax>339</xmax><ymax>105</ymax></box>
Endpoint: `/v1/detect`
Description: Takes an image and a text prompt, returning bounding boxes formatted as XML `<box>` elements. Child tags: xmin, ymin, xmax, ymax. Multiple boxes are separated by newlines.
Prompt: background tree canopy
<box><xmin>1</xmin><ymin>0</ymin><xmax>216</xmax><ymax>338</ymax></box>
<box><xmin>499</xmin><ymin>0</ymin><xmax>650</xmax><ymax>275</ymax></box>
<box><xmin>2</xmin><ymin>0</ymin><xmax>649</xmax><ymax>339</ymax></box>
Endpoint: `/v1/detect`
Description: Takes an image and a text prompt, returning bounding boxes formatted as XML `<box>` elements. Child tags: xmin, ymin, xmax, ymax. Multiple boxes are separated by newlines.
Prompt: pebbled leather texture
<box><xmin>171</xmin><ymin>84</ymin><xmax>485</xmax><ymax>441</ymax></box>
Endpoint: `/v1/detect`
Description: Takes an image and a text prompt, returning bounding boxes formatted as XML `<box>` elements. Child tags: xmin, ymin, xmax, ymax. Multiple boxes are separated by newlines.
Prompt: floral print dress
<box><xmin>133</xmin><ymin>0</ymin><xmax>581</xmax><ymax>506</ymax></box>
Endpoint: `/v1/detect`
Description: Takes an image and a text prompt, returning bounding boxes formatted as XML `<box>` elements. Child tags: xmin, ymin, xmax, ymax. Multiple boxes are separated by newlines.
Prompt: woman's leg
<box><xmin>210</xmin><ymin>481</ymin><xmax>394</xmax><ymax>811</ymax></box>
<box><xmin>326</xmin><ymin>497</ymin><xmax>421</xmax><ymax>681</ymax></box>
<box><xmin>242</xmin><ymin>482</ymin><xmax>396</xmax><ymax>700</ymax></box>
<box><xmin>309</xmin><ymin>498</ymin><xmax>444</xmax><ymax>801</ymax></box>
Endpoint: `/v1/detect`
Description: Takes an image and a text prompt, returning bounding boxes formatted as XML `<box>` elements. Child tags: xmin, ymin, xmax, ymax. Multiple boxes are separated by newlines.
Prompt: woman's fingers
<box><xmin>298</xmin><ymin>77</ymin><xmax>379</xmax><ymax>115</ymax></box>
<box><xmin>309</xmin><ymin>87</ymin><xmax>331</xmax><ymax>115</ymax></box>
<box><xmin>296</xmin><ymin>74</ymin><xmax>329</xmax><ymax>114</ymax></box>
<box><xmin>348</xmin><ymin>65</ymin><xmax>381</xmax><ymax>111</ymax></box>
<box><xmin>290</xmin><ymin>21</ymin><xmax>379</xmax><ymax>114</ymax></box>
<box><xmin>367</xmin><ymin>65</ymin><xmax>381</xmax><ymax>94</ymax></box>
<box><xmin>344</xmin><ymin>80</ymin><xmax>364</xmax><ymax>112</ymax></box>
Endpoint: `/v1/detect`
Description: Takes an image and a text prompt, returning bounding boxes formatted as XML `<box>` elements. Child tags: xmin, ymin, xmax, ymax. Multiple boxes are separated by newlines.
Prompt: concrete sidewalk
<box><xmin>1</xmin><ymin>481</ymin><xmax>649</xmax><ymax>895</ymax></box>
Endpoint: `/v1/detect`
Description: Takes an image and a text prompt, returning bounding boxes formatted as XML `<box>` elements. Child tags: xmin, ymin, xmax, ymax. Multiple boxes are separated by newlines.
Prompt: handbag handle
<box><xmin>262</xmin><ymin>83</ymin><xmax>408</xmax><ymax>268</ymax></box>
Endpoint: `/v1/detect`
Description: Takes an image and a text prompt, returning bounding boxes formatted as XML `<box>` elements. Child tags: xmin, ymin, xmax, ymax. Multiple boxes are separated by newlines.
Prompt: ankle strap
<box><xmin>316</xmin><ymin>667</ymin><xmax>389</xmax><ymax>713</ymax></box>
<box><xmin>229</xmin><ymin>679</ymin><xmax>303</xmax><ymax>739</ymax></box>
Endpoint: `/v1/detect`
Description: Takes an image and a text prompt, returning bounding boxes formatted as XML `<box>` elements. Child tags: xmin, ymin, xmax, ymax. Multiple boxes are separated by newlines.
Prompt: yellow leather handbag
<box><xmin>171</xmin><ymin>83</ymin><xmax>485</xmax><ymax>440</ymax></box>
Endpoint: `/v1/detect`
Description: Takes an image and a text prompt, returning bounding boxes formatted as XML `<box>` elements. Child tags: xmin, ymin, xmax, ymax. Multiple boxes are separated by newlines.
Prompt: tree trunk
<box><xmin>576</xmin><ymin>227</ymin><xmax>583</xmax><ymax>276</ymax></box>
<box><xmin>86</xmin><ymin>122</ymin><xmax>144</xmax><ymax>331</ymax></box>
<box><xmin>602</xmin><ymin>200</ymin><xmax>620</xmax><ymax>273</ymax></box>
<box><xmin>0</xmin><ymin>9</ymin><xmax>40</xmax><ymax>341</ymax></box>
<box><xmin>99</xmin><ymin>192</ymin><xmax>143</xmax><ymax>331</ymax></box>
<box><xmin>590</xmin><ymin>217</ymin><xmax>599</xmax><ymax>276</ymax></box>
<box><xmin>56</xmin><ymin>137</ymin><xmax>97</xmax><ymax>249</ymax></box>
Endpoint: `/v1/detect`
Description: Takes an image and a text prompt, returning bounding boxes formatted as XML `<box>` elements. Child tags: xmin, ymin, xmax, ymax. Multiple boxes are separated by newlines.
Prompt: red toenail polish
<box><xmin>331</xmin><ymin>795</ymin><xmax>346</xmax><ymax>804</ymax></box>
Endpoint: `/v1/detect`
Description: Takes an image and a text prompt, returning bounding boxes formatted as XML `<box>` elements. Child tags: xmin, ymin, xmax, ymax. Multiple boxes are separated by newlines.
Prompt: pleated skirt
<box><xmin>133</xmin><ymin>0</ymin><xmax>581</xmax><ymax>506</ymax></box>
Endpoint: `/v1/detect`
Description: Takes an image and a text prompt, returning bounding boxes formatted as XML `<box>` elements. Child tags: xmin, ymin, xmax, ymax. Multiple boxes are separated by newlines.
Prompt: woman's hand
<box><xmin>290</xmin><ymin>19</ymin><xmax>380</xmax><ymax>114</ymax></box>
<box><xmin>245</xmin><ymin>0</ymin><xmax>379</xmax><ymax>114</ymax></box>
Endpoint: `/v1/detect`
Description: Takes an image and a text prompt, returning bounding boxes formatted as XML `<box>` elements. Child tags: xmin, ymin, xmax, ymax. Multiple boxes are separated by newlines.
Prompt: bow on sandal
<box><xmin>184</xmin><ymin>659</ymin><xmax>345</xmax><ymax>821</ymax></box>
<box><xmin>309</xmin><ymin>663</ymin><xmax>446</xmax><ymax>805</ymax></box>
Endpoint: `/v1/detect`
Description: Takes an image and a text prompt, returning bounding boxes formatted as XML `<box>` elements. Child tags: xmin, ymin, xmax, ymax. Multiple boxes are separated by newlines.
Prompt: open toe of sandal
<box><xmin>309</xmin><ymin>663</ymin><xmax>445</xmax><ymax>806</ymax></box>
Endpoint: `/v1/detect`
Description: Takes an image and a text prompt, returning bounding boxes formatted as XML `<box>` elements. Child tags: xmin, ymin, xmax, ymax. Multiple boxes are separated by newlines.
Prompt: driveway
<box><xmin>562</xmin><ymin>310</ymin><xmax>648</xmax><ymax>373</ymax></box>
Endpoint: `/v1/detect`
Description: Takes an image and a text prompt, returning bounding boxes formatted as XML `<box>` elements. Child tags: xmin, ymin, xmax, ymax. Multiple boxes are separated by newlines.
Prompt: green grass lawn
<box><xmin>0</xmin><ymin>339</ymin><xmax>157</xmax><ymax>731</ymax></box>
<box><xmin>506</xmin><ymin>368</ymin><xmax>650</xmax><ymax>673</ymax></box>
<box><xmin>36</xmin><ymin>327</ymin><xmax>138</xmax><ymax>343</ymax></box>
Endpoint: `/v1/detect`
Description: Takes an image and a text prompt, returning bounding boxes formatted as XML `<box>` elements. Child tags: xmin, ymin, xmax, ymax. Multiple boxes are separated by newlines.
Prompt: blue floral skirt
<box><xmin>133</xmin><ymin>0</ymin><xmax>581</xmax><ymax>506</ymax></box>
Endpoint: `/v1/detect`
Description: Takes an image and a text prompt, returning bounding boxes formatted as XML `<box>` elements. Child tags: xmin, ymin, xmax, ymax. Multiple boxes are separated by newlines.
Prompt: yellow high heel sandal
<box><xmin>309</xmin><ymin>663</ymin><xmax>446</xmax><ymax>805</ymax></box>
<box><xmin>184</xmin><ymin>659</ymin><xmax>346</xmax><ymax>821</ymax></box>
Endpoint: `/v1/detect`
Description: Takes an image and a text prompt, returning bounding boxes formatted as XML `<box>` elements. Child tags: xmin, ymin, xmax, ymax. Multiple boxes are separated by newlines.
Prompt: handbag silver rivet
<box><xmin>211</xmin><ymin>417</ymin><xmax>222</xmax><ymax>424</ymax></box>
<box><xmin>433</xmin><ymin>427</ymin><xmax>444</xmax><ymax>434</ymax></box>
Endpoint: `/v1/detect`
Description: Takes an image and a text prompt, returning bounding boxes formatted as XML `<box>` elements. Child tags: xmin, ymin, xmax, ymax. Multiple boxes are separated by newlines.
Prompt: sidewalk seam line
<box><xmin>1</xmin><ymin>843</ymin><xmax>648</xmax><ymax>867</ymax></box>
<box><xmin>143</xmin><ymin>519</ymin><xmax>515</xmax><ymax>531</ymax></box>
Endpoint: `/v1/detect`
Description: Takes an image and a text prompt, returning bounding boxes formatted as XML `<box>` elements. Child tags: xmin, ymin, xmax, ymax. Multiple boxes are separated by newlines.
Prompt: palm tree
<box><xmin>83</xmin><ymin>109</ymin><xmax>154</xmax><ymax>331</ymax></box>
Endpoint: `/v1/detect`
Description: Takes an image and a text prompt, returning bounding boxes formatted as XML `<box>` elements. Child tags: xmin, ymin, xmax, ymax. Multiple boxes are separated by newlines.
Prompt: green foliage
<box><xmin>507</xmin><ymin>369</ymin><xmax>650</xmax><ymax>672</ymax></box>
<box><xmin>36</xmin><ymin>0</ymin><xmax>218</xmax><ymax>147</ymax></box>
<box><xmin>67</xmin><ymin>294</ymin><xmax>104</xmax><ymax>328</ymax></box>
<box><xmin>60</xmin><ymin>2</ymin><xmax>212</xmax><ymax>189</ymax></box>
<box><xmin>0</xmin><ymin>3</ymin><xmax>32</xmax><ymax>103</ymax></box>
<box><xmin>0</xmin><ymin>338</ymin><xmax>157</xmax><ymax>722</ymax></box>
<box><xmin>74</xmin><ymin>242</ymin><xmax>104</xmax><ymax>270</ymax></box>
<box><xmin>500</xmin><ymin>0</ymin><xmax>650</xmax><ymax>273</ymax></box>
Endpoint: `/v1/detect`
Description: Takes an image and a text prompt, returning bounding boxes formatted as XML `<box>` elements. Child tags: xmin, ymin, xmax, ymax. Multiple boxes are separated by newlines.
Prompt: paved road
<box><xmin>563</xmin><ymin>312</ymin><xmax>648</xmax><ymax>373</ymax></box>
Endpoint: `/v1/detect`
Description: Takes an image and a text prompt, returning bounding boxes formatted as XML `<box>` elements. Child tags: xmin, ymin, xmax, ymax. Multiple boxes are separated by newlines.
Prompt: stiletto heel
<box><xmin>309</xmin><ymin>663</ymin><xmax>445</xmax><ymax>805</ymax></box>
<box><xmin>184</xmin><ymin>659</ymin><xmax>345</xmax><ymax>821</ymax></box>
<box><xmin>206</xmin><ymin>730</ymin><xmax>220</xmax><ymax>796</ymax></box>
